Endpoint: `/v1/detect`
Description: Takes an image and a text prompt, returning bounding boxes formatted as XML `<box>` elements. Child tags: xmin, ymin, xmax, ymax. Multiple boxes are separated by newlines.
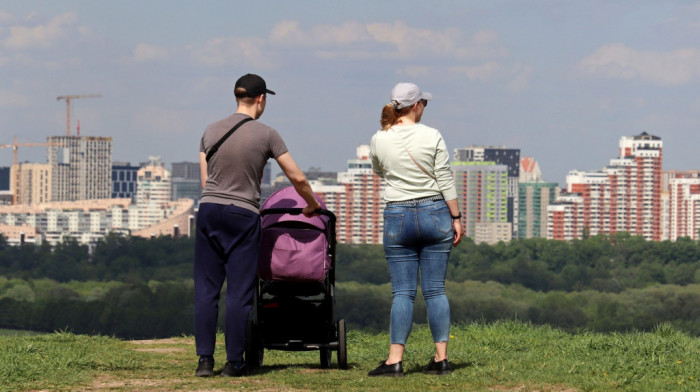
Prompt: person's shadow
<box><xmin>244</xmin><ymin>361</ymin><xmax>359</xmax><ymax>375</ymax></box>
<box><xmin>404</xmin><ymin>359</ymin><xmax>476</xmax><ymax>375</ymax></box>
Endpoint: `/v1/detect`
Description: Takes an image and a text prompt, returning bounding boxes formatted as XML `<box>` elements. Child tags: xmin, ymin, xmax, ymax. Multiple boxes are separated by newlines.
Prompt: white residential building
<box><xmin>314</xmin><ymin>145</ymin><xmax>385</xmax><ymax>244</ymax></box>
<box><xmin>136</xmin><ymin>156</ymin><xmax>172</xmax><ymax>229</ymax></box>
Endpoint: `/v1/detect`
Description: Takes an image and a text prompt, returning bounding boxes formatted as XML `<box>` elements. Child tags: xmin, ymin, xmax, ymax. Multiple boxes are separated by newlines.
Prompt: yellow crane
<box><xmin>56</xmin><ymin>94</ymin><xmax>102</xmax><ymax>136</ymax></box>
<box><xmin>0</xmin><ymin>136</ymin><xmax>63</xmax><ymax>204</ymax></box>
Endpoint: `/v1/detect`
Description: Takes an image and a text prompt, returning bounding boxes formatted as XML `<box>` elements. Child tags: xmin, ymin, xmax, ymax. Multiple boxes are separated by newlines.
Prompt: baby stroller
<box><xmin>245</xmin><ymin>186</ymin><xmax>348</xmax><ymax>369</ymax></box>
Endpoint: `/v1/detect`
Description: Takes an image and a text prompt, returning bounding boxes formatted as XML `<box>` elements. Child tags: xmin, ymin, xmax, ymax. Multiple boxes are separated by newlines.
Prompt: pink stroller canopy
<box><xmin>261</xmin><ymin>186</ymin><xmax>329</xmax><ymax>230</ymax></box>
<box><xmin>259</xmin><ymin>186</ymin><xmax>332</xmax><ymax>282</ymax></box>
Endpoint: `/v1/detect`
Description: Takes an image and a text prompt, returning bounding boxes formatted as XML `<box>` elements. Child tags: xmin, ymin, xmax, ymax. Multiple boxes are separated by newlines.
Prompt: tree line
<box><xmin>0</xmin><ymin>233</ymin><xmax>699</xmax><ymax>338</ymax></box>
<box><xmin>338</xmin><ymin>232</ymin><xmax>700</xmax><ymax>290</ymax></box>
<box><xmin>1</xmin><ymin>232</ymin><xmax>699</xmax><ymax>291</ymax></box>
<box><xmin>1</xmin><ymin>277</ymin><xmax>699</xmax><ymax>338</ymax></box>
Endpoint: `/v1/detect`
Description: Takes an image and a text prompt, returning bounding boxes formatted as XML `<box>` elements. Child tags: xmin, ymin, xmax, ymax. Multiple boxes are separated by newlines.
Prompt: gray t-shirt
<box><xmin>199</xmin><ymin>113</ymin><xmax>288</xmax><ymax>213</ymax></box>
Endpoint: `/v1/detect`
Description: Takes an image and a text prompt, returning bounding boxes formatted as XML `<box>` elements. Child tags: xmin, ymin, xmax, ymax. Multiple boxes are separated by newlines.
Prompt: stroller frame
<box><xmin>246</xmin><ymin>206</ymin><xmax>348</xmax><ymax>370</ymax></box>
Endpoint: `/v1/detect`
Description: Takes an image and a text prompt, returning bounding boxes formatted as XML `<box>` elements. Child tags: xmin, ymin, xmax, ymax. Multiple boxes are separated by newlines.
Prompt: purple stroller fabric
<box><xmin>258</xmin><ymin>186</ymin><xmax>331</xmax><ymax>282</ymax></box>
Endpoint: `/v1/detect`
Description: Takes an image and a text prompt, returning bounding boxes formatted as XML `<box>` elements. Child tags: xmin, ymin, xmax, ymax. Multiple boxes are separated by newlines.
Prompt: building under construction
<box><xmin>47</xmin><ymin>135</ymin><xmax>112</xmax><ymax>202</ymax></box>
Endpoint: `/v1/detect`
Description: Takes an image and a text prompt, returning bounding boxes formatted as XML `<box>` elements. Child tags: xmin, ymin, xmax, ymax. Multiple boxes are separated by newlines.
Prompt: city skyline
<box><xmin>3</xmin><ymin>131</ymin><xmax>699</xmax><ymax>245</ymax></box>
<box><xmin>2</xmin><ymin>2</ymin><xmax>700</xmax><ymax>185</ymax></box>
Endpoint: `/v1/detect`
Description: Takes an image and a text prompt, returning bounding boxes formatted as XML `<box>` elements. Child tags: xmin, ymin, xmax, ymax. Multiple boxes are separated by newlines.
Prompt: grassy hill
<box><xmin>1</xmin><ymin>321</ymin><xmax>698</xmax><ymax>392</ymax></box>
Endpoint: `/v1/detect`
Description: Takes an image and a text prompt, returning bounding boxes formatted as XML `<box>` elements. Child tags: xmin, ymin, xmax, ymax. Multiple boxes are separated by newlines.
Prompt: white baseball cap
<box><xmin>390</xmin><ymin>82</ymin><xmax>433</xmax><ymax>109</ymax></box>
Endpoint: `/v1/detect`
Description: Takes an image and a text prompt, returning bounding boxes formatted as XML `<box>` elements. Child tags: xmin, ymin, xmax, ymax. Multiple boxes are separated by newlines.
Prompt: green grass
<box><xmin>0</xmin><ymin>328</ymin><xmax>41</xmax><ymax>336</ymax></box>
<box><xmin>1</xmin><ymin>321</ymin><xmax>698</xmax><ymax>391</ymax></box>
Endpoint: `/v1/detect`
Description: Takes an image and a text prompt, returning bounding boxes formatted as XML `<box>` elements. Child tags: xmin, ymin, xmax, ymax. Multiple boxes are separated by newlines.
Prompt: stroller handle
<box><xmin>261</xmin><ymin>207</ymin><xmax>337</xmax><ymax>223</ymax></box>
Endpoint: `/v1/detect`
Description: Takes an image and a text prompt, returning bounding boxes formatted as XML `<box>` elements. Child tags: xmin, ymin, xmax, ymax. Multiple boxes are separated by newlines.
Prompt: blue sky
<box><xmin>2</xmin><ymin>1</ymin><xmax>700</xmax><ymax>185</ymax></box>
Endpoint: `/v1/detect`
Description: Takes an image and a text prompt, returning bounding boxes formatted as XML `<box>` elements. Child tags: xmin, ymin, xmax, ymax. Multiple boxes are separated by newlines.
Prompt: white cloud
<box><xmin>0</xmin><ymin>89</ymin><xmax>29</xmax><ymax>107</ymax></box>
<box><xmin>189</xmin><ymin>36</ymin><xmax>274</xmax><ymax>68</ymax></box>
<box><xmin>509</xmin><ymin>63</ymin><xmax>534</xmax><ymax>92</ymax></box>
<box><xmin>365</xmin><ymin>21</ymin><xmax>459</xmax><ymax>59</ymax></box>
<box><xmin>448</xmin><ymin>61</ymin><xmax>533</xmax><ymax>91</ymax></box>
<box><xmin>0</xmin><ymin>10</ymin><xmax>17</xmax><ymax>24</ymax></box>
<box><xmin>270</xmin><ymin>20</ymin><xmax>371</xmax><ymax>46</ymax></box>
<box><xmin>125</xmin><ymin>20</ymin><xmax>510</xmax><ymax>72</ymax></box>
<box><xmin>578</xmin><ymin>43</ymin><xmax>700</xmax><ymax>86</ymax></box>
<box><xmin>128</xmin><ymin>43</ymin><xmax>169</xmax><ymax>63</ymax></box>
<box><xmin>76</xmin><ymin>25</ymin><xmax>99</xmax><ymax>41</ymax></box>
<box><xmin>2</xmin><ymin>12</ymin><xmax>77</xmax><ymax>50</ymax></box>
<box><xmin>450</xmin><ymin>62</ymin><xmax>502</xmax><ymax>81</ymax></box>
<box><xmin>269</xmin><ymin>20</ymin><xmax>306</xmax><ymax>44</ymax></box>
<box><xmin>368</xmin><ymin>22</ymin><xmax>509</xmax><ymax>60</ymax></box>
<box><xmin>269</xmin><ymin>20</ymin><xmax>508</xmax><ymax>61</ymax></box>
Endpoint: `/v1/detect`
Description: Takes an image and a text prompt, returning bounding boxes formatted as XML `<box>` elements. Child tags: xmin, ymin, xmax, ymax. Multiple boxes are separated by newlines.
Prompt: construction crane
<box><xmin>0</xmin><ymin>136</ymin><xmax>63</xmax><ymax>204</ymax></box>
<box><xmin>56</xmin><ymin>94</ymin><xmax>102</xmax><ymax>136</ymax></box>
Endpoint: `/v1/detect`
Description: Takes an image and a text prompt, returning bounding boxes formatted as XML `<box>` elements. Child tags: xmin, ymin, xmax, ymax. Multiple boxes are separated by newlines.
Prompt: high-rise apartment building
<box><xmin>520</xmin><ymin>156</ymin><xmax>542</xmax><ymax>183</ymax></box>
<box><xmin>10</xmin><ymin>163</ymin><xmax>52</xmax><ymax>205</ymax></box>
<box><xmin>667</xmin><ymin>171</ymin><xmax>700</xmax><ymax>241</ymax></box>
<box><xmin>548</xmin><ymin>132</ymin><xmax>662</xmax><ymax>241</ymax></box>
<box><xmin>451</xmin><ymin>161</ymin><xmax>511</xmax><ymax>243</ymax></box>
<box><xmin>262</xmin><ymin>162</ymin><xmax>272</xmax><ymax>187</ymax></box>
<box><xmin>47</xmin><ymin>136</ymin><xmax>112</xmax><ymax>201</ymax></box>
<box><xmin>171</xmin><ymin>177</ymin><xmax>201</xmax><ymax>203</ymax></box>
<box><xmin>454</xmin><ymin>146</ymin><xmax>520</xmax><ymax>237</ymax></box>
<box><xmin>547</xmin><ymin>193</ymin><xmax>583</xmax><ymax>240</ymax></box>
<box><xmin>171</xmin><ymin>161</ymin><xmax>200</xmax><ymax>180</ymax></box>
<box><xmin>136</xmin><ymin>156</ymin><xmax>171</xmax><ymax>228</ymax></box>
<box><xmin>474</xmin><ymin>222</ymin><xmax>512</xmax><ymax>244</ymax></box>
<box><xmin>171</xmin><ymin>161</ymin><xmax>201</xmax><ymax>202</ymax></box>
<box><xmin>0</xmin><ymin>167</ymin><xmax>9</xmax><ymax>191</ymax></box>
<box><xmin>0</xmin><ymin>167</ymin><xmax>10</xmax><ymax>204</ymax></box>
<box><xmin>518</xmin><ymin>181</ymin><xmax>559</xmax><ymax>239</ymax></box>
<box><xmin>112</xmin><ymin>162</ymin><xmax>139</xmax><ymax>200</ymax></box>
<box><xmin>313</xmin><ymin>145</ymin><xmax>385</xmax><ymax>244</ymax></box>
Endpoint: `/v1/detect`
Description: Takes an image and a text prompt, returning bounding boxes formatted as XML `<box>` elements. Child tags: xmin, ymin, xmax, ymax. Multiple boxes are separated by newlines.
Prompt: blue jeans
<box><xmin>383</xmin><ymin>199</ymin><xmax>453</xmax><ymax>345</ymax></box>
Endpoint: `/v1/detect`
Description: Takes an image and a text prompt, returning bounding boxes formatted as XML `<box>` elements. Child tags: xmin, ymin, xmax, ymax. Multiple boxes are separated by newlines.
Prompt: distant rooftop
<box><xmin>634</xmin><ymin>131</ymin><xmax>661</xmax><ymax>141</ymax></box>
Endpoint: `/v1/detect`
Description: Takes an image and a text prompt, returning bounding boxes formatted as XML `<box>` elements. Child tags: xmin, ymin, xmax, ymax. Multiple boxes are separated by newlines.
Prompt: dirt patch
<box><xmin>126</xmin><ymin>338</ymin><xmax>191</xmax><ymax>354</ymax></box>
<box><xmin>297</xmin><ymin>368</ymin><xmax>328</xmax><ymax>374</ymax></box>
<box><xmin>77</xmin><ymin>375</ymin><xmax>253</xmax><ymax>392</ymax></box>
<box><xmin>78</xmin><ymin>370</ymin><xmax>308</xmax><ymax>392</ymax></box>
<box><xmin>491</xmin><ymin>385</ymin><xmax>578</xmax><ymax>392</ymax></box>
<box><xmin>76</xmin><ymin>375</ymin><xmax>177</xmax><ymax>391</ymax></box>
<box><xmin>127</xmin><ymin>338</ymin><xmax>191</xmax><ymax>345</ymax></box>
<box><xmin>132</xmin><ymin>347</ymin><xmax>186</xmax><ymax>354</ymax></box>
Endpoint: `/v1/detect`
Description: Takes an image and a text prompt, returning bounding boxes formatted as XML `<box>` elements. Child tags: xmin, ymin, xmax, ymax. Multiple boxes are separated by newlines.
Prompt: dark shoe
<box><xmin>367</xmin><ymin>360</ymin><xmax>403</xmax><ymax>377</ymax></box>
<box><xmin>195</xmin><ymin>356</ymin><xmax>214</xmax><ymax>377</ymax></box>
<box><xmin>423</xmin><ymin>358</ymin><xmax>451</xmax><ymax>375</ymax></box>
<box><xmin>221</xmin><ymin>362</ymin><xmax>248</xmax><ymax>377</ymax></box>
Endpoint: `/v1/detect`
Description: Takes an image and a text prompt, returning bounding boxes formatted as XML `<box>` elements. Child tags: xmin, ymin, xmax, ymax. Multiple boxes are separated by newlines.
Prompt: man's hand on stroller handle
<box><xmin>302</xmin><ymin>201</ymin><xmax>322</xmax><ymax>217</ymax></box>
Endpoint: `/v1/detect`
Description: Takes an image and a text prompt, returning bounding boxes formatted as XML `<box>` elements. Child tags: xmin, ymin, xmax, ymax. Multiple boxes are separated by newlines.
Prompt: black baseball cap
<box><xmin>234</xmin><ymin>73</ymin><xmax>276</xmax><ymax>97</ymax></box>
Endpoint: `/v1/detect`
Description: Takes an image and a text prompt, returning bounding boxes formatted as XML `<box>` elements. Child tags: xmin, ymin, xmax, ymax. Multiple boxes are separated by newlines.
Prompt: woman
<box><xmin>368</xmin><ymin>82</ymin><xmax>464</xmax><ymax>377</ymax></box>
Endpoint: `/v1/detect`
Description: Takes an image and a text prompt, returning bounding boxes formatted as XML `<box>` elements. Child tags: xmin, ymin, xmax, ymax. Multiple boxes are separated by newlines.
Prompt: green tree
<box><xmin>1</xmin><ymin>284</ymin><xmax>36</xmax><ymax>302</ymax></box>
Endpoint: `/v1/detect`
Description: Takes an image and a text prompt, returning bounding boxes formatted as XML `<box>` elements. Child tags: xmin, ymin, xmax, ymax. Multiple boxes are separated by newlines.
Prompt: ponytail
<box><xmin>380</xmin><ymin>103</ymin><xmax>411</xmax><ymax>130</ymax></box>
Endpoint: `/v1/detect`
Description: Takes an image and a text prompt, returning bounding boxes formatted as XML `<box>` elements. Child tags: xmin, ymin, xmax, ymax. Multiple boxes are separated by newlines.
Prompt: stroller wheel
<box><xmin>320</xmin><ymin>348</ymin><xmax>332</xmax><ymax>369</ymax></box>
<box><xmin>337</xmin><ymin>319</ymin><xmax>347</xmax><ymax>369</ymax></box>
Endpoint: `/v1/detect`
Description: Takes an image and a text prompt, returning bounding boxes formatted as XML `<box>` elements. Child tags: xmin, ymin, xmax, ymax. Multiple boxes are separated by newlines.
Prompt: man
<box><xmin>194</xmin><ymin>73</ymin><xmax>320</xmax><ymax>377</ymax></box>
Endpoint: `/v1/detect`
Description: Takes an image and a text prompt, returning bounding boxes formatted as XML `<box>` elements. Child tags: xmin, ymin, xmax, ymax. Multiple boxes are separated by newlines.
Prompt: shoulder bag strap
<box><xmin>205</xmin><ymin>117</ymin><xmax>254</xmax><ymax>162</ymax></box>
<box><xmin>390</xmin><ymin>128</ymin><xmax>436</xmax><ymax>180</ymax></box>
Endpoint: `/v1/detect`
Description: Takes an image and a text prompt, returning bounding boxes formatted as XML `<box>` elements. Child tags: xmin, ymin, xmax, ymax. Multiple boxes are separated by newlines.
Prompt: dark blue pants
<box><xmin>194</xmin><ymin>203</ymin><xmax>260</xmax><ymax>364</ymax></box>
